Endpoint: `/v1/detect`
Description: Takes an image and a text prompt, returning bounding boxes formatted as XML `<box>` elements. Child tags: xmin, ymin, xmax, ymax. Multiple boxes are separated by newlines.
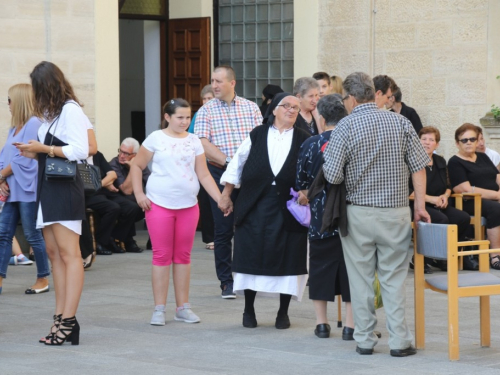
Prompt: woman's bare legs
<box><xmin>173</xmin><ymin>263</ymin><xmax>190</xmax><ymax>307</ymax></box>
<box><xmin>152</xmin><ymin>265</ymin><xmax>170</xmax><ymax>306</ymax></box>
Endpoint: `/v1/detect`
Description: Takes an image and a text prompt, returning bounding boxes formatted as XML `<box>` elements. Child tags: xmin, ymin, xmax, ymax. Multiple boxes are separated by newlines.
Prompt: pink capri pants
<box><xmin>146</xmin><ymin>202</ymin><xmax>200</xmax><ymax>266</ymax></box>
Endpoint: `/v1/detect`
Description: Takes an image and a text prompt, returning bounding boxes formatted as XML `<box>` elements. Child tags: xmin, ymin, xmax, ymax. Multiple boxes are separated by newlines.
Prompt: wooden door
<box><xmin>168</xmin><ymin>17</ymin><xmax>211</xmax><ymax>112</ymax></box>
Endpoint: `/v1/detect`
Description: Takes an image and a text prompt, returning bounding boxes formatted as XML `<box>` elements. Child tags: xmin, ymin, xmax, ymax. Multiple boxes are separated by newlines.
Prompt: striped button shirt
<box><xmin>194</xmin><ymin>95</ymin><xmax>263</xmax><ymax>158</ymax></box>
<box><xmin>322</xmin><ymin>103</ymin><xmax>429</xmax><ymax>208</ymax></box>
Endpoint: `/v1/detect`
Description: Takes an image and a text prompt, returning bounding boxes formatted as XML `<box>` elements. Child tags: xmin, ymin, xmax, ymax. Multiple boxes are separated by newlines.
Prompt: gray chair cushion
<box><xmin>416</xmin><ymin>222</ymin><xmax>449</xmax><ymax>260</ymax></box>
<box><xmin>426</xmin><ymin>273</ymin><xmax>500</xmax><ymax>291</ymax></box>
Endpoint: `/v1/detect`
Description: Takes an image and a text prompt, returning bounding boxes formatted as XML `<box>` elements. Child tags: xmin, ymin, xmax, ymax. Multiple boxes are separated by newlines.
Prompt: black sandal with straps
<box><xmin>490</xmin><ymin>255</ymin><xmax>500</xmax><ymax>270</ymax></box>
<box><xmin>45</xmin><ymin>316</ymin><xmax>80</xmax><ymax>346</ymax></box>
<box><xmin>39</xmin><ymin>314</ymin><xmax>62</xmax><ymax>343</ymax></box>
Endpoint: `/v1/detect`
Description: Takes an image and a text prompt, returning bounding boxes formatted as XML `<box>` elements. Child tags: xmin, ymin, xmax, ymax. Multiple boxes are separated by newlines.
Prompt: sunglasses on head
<box><xmin>458</xmin><ymin>137</ymin><xmax>477</xmax><ymax>144</ymax></box>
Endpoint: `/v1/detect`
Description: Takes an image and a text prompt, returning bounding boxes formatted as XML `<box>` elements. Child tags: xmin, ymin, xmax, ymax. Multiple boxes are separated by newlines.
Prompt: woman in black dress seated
<box><xmin>409</xmin><ymin>126</ymin><xmax>471</xmax><ymax>272</ymax></box>
<box><xmin>448</xmin><ymin>123</ymin><xmax>500</xmax><ymax>270</ymax></box>
<box><xmin>296</xmin><ymin>94</ymin><xmax>354</xmax><ymax>339</ymax></box>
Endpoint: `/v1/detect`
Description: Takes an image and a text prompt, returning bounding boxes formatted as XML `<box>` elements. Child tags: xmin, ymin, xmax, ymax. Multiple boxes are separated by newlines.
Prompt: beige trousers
<box><xmin>340</xmin><ymin>204</ymin><xmax>414</xmax><ymax>350</ymax></box>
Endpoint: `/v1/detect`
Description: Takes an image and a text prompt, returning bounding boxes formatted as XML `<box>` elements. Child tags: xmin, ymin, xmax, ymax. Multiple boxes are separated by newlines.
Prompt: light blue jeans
<box><xmin>0</xmin><ymin>201</ymin><xmax>50</xmax><ymax>279</ymax></box>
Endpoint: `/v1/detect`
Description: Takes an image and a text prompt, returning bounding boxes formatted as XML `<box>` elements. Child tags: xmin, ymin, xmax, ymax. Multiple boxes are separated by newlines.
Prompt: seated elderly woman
<box><xmin>409</xmin><ymin>126</ymin><xmax>471</xmax><ymax>272</ymax></box>
<box><xmin>219</xmin><ymin>93</ymin><xmax>310</xmax><ymax>329</ymax></box>
<box><xmin>296</xmin><ymin>94</ymin><xmax>355</xmax><ymax>339</ymax></box>
<box><xmin>293</xmin><ymin>77</ymin><xmax>321</xmax><ymax>135</ymax></box>
<box><xmin>448</xmin><ymin>123</ymin><xmax>500</xmax><ymax>270</ymax></box>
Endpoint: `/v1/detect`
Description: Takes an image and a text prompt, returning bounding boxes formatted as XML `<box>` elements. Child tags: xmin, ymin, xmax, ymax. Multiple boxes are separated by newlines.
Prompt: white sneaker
<box><xmin>150</xmin><ymin>309</ymin><xmax>166</xmax><ymax>326</ymax></box>
<box><xmin>174</xmin><ymin>303</ymin><xmax>200</xmax><ymax>323</ymax></box>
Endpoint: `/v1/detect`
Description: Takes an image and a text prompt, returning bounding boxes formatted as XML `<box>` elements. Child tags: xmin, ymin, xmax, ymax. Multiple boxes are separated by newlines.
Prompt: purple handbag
<box><xmin>286</xmin><ymin>188</ymin><xmax>311</xmax><ymax>227</ymax></box>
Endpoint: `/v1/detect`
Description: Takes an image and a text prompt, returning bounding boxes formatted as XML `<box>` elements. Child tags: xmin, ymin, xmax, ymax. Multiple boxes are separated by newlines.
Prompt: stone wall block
<box><xmin>374</xmin><ymin>52</ymin><xmax>385</xmax><ymax>76</ymax></box>
<box><xmin>427</xmin><ymin>107</ymin><xmax>461</xmax><ymax>134</ymax></box>
<box><xmin>375</xmin><ymin>24</ymin><xmax>416</xmax><ymax>50</ymax></box>
<box><xmin>17</xmin><ymin>0</ymin><xmax>45</xmax><ymax>19</ymax></box>
<box><xmin>70</xmin><ymin>0</ymin><xmax>94</xmax><ymax>18</ymax></box>
<box><xmin>391</xmin><ymin>0</ymin><xmax>435</xmax><ymax>23</ymax></box>
<box><xmin>435</xmin><ymin>0</ymin><xmax>488</xmax><ymax>16</ymax></box>
<box><xmin>417</xmin><ymin>21</ymin><xmax>453</xmax><ymax>47</ymax></box>
<box><xmin>0</xmin><ymin>55</ymin><xmax>15</xmax><ymax>76</ymax></box>
<box><xmin>319</xmin><ymin>0</ymin><xmax>371</xmax><ymax>26</ymax></box>
<box><xmin>453</xmin><ymin>18</ymin><xmax>487</xmax><ymax>44</ymax></box>
<box><xmin>318</xmin><ymin>53</ymin><xmax>340</xmax><ymax>77</ymax></box>
<box><xmin>386</xmin><ymin>51</ymin><xmax>433</xmax><ymax>77</ymax></box>
<box><xmin>15</xmin><ymin>52</ymin><xmax>47</xmax><ymax>76</ymax></box>
<box><xmin>0</xmin><ymin>20</ymin><xmax>45</xmax><ymax>50</ymax></box>
<box><xmin>394</xmin><ymin>79</ymin><xmax>412</xmax><ymax>105</ymax></box>
<box><xmin>460</xmin><ymin>105</ymin><xmax>490</xmax><ymax>126</ymax></box>
<box><xmin>51</xmin><ymin>20</ymin><xmax>95</xmax><ymax>52</ymax></box>
<box><xmin>412</xmin><ymin>78</ymin><xmax>446</xmax><ymax>107</ymax></box>
<box><xmin>320</xmin><ymin>26</ymin><xmax>370</xmax><ymax>52</ymax></box>
<box><xmin>446</xmin><ymin>78</ymin><xmax>487</xmax><ymax>106</ymax></box>
<box><xmin>433</xmin><ymin>47</ymin><xmax>487</xmax><ymax>76</ymax></box>
<box><xmin>339</xmin><ymin>53</ymin><xmax>370</xmax><ymax>78</ymax></box>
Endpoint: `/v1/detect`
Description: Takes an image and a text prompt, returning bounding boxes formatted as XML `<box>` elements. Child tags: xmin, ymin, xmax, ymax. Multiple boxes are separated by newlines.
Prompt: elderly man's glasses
<box><xmin>277</xmin><ymin>103</ymin><xmax>301</xmax><ymax>113</ymax></box>
<box><xmin>342</xmin><ymin>94</ymin><xmax>350</xmax><ymax>101</ymax></box>
<box><xmin>458</xmin><ymin>137</ymin><xmax>477</xmax><ymax>144</ymax></box>
<box><xmin>118</xmin><ymin>148</ymin><xmax>135</xmax><ymax>157</ymax></box>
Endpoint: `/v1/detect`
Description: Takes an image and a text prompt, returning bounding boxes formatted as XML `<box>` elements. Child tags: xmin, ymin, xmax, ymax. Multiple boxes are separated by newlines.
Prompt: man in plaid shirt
<box><xmin>194</xmin><ymin>65</ymin><xmax>262</xmax><ymax>299</ymax></box>
<box><xmin>323</xmin><ymin>72</ymin><xmax>430</xmax><ymax>357</ymax></box>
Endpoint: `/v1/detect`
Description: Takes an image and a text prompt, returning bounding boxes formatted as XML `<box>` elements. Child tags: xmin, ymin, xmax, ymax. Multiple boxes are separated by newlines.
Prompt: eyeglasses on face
<box><xmin>118</xmin><ymin>148</ymin><xmax>135</xmax><ymax>157</ymax></box>
<box><xmin>458</xmin><ymin>137</ymin><xmax>477</xmax><ymax>144</ymax></box>
<box><xmin>7</xmin><ymin>97</ymin><xmax>11</xmax><ymax>105</ymax></box>
<box><xmin>342</xmin><ymin>94</ymin><xmax>350</xmax><ymax>101</ymax></box>
<box><xmin>277</xmin><ymin>103</ymin><xmax>301</xmax><ymax>113</ymax></box>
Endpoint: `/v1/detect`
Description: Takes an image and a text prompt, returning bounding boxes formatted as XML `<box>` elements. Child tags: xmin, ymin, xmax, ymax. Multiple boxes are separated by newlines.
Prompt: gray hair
<box><xmin>200</xmin><ymin>84</ymin><xmax>214</xmax><ymax>98</ymax></box>
<box><xmin>293</xmin><ymin>77</ymin><xmax>320</xmax><ymax>97</ymax></box>
<box><xmin>317</xmin><ymin>94</ymin><xmax>348</xmax><ymax>126</ymax></box>
<box><xmin>121</xmin><ymin>137</ymin><xmax>140</xmax><ymax>153</ymax></box>
<box><xmin>343</xmin><ymin>72</ymin><xmax>375</xmax><ymax>103</ymax></box>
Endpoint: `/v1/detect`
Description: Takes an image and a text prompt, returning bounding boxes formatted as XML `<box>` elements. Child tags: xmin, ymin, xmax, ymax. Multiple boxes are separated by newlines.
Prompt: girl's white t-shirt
<box><xmin>142</xmin><ymin>130</ymin><xmax>205</xmax><ymax>209</ymax></box>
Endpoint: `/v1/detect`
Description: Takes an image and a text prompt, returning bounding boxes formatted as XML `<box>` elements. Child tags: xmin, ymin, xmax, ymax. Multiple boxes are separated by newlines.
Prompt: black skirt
<box><xmin>309</xmin><ymin>235</ymin><xmax>350</xmax><ymax>302</ymax></box>
<box><xmin>232</xmin><ymin>185</ymin><xmax>307</xmax><ymax>276</ymax></box>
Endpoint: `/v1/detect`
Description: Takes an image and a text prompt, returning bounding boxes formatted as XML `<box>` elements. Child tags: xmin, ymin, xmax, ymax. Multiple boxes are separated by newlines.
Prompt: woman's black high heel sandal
<box><xmin>45</xmin><ymin>316</ymin><xmax>80</xmax><ymax>346</ymax></box>
<box><xmin>39</xmin><ymin>314</ymin><xmax>63</xmax><ymax>343</ymax></box>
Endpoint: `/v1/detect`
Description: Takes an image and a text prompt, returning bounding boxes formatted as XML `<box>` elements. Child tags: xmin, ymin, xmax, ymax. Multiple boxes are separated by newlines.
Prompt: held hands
<box><xmin>218</xmin><ymin>194</ymin><xmax>233</xmax><ymax>217</ymax></box>
<box><xmin>437</xmin><ymin>194</ymin><xmax>448</xmax><ymax>209</ymax></box>
<box><xmin>104</xmin><ymin>184</ymin><xmax>119</xmax><ymax>193</ymax></box>
<box><xmin>136</xmin><ymin>192</ymin><xmax>151</xmax><ymax>211</ymax></box>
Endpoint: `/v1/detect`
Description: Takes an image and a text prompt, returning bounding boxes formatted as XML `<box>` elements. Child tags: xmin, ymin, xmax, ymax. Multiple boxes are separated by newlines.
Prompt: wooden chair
<box><xmin>413</xmin><ymin>222</ymin><xmax>500</xmax><ymax>360</ymax></box>
<box><xmin>86</xmin><ymin>208</ymin><xmax>97</xmax><ymax>253</ymax></box>
<box><xmin>451</xmin><ymin>193</ymin><xmax>485</xmax><ymax>241</ymax></box>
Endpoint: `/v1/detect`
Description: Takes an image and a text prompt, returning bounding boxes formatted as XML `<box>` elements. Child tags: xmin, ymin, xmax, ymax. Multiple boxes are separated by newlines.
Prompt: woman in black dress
<box><xmin>296</xmin><ymin>94</ymin><xmax>354</xmax><ymax>339</ymax></box>
<box><xmin>448</xmin><ymin>123</ymin><xmax>500</xmax><ymax>270</ymax></box>
<box><xmin>293</xmin><ymin>77</ymin><xmax>321</xmax><ymax>135</ymax></box>
<box><xmin>409</xmin><ymin>126</ymin><xmax>471</xmax><ymax>272</ymax></box>
<box><xmin>18</xmin><ymin>61</ymin><xmax>89</xmax><ymax>345</ymax></box>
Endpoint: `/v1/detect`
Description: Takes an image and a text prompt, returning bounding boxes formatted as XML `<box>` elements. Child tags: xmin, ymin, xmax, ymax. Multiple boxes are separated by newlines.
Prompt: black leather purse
<box><xmin>44</xmin><ymin>115</ymin><xmax>77</xmax><ymax>181</ymax></box>
<box><xmin>77</xmin><ymin>161</ymin><xmax>101</xmax><ymax>195</ymax></box>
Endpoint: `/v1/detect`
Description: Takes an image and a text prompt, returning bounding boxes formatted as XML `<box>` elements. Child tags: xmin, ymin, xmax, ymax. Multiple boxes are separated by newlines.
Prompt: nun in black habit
<box><xmin>219</xmin><ymin>93</ymin><xmax>310</xmax><ymax>329</ymax></box>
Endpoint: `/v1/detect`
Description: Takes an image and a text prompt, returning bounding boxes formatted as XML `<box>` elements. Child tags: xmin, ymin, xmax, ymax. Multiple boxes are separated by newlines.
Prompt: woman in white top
<box><xmin>130</xmin><ymin>98</ymin><xmax>230</xmax><ymax>326</ymax></box>
<box><xmin>17</xmin><ymin>61</ymin><xmax>89</xmax><ymax>346</ymax></box>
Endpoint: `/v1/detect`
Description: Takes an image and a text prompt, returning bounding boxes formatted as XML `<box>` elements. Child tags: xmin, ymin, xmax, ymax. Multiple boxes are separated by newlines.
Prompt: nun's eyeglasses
<box><xmin>277</xmin><ymin>103</ymin><xmax>301</xmax><ymax>113</ymax></box>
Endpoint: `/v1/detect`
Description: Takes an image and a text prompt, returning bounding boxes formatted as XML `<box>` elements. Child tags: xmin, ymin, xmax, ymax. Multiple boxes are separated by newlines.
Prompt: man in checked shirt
<box><xmin>323</xmin><ymin>72</ymin><xmax>430</xmax><ymax>357</ymax></box>
<box><xmin>194</xmin><ymin>65</ymin><xmax>262</xmax><ymax>299</ymax></box>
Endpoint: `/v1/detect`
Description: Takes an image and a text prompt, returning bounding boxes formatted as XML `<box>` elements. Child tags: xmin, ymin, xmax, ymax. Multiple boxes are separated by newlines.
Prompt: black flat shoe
<box><xmin>314</xmin><ymin>323</ymin><xmax>331</xmax><ymax>338</ymax></box>
<box><xmin>356</xmin><ymin>346</ymin><xmax>373</xmax><ymax>355</ymax></box>
<box><xmin>125</xmin><ymin>241</ymin><xmax>143</xmax><ymax>253</ymax></box>
<box><xmin>96</xmin><ymin>244</ymin><xmax>112</xmax><ymax>255</ymax></box>
<box><xmin>110</xmin><ymin>240</ymin><xmax>126</xmax><ymax>253</ymax></box>
<box><xmin>342</xmin><ymin>326</ymin><xmax>354</xmax><ymax>340</ymax></box>
<box><xmin>242</xmin><ymin>312</ymin><xmax>257</xmax><ymax>328</ymax></box>
<box><xmin>390</xmin><ymin>345</ymin><xmax>416</xmax><ymax>357</ymax></box>
<box><xmin>275</xmin><ymin>314</ymin><xmax>290</xmax><ymax>329</ymax></box>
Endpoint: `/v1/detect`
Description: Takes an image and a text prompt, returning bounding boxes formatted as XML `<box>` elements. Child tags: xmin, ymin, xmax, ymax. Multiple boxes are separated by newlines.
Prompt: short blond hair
<box><xmin>8</xmin><ymin>83</ymin><xmax>36</xmax><ymax>129</ymax></box>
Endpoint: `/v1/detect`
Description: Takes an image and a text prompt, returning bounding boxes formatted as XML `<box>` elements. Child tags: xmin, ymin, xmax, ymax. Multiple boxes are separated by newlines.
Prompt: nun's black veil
<box><xmin>262</xmin><ymin>92</ymin><xmax>294</xmax><ymax>126</ymax></box>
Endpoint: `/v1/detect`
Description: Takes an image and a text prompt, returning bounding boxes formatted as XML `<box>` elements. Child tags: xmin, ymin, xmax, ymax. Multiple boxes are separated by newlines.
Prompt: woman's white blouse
<box><xmin>220</xmin><ymin>126</ymin><xmax>294</xmax><ymax>188</ymax></box>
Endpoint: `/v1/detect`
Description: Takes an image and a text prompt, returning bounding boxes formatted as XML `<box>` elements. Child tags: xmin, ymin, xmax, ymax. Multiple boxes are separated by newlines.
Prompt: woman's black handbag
<box><xmin>44</xmin><ymin>114</ymin><xmax>78</xmax><ymax>182</ymax></box>
<box><xmin>77</xmin><ymin>161</ymin><xmax>102</xmax><ymax>195</ymax></box>
<box><xmin>45</xmin><ymin>158</ymin><xmax>77</xmax><ymax>181</ymax></box>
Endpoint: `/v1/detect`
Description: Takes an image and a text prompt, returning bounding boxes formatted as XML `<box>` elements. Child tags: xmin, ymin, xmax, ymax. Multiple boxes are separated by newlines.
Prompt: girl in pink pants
<box><xmin>130</xmin><ymin>99</ymin><xmax>232</xmax><ymax>326</ymax></box>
